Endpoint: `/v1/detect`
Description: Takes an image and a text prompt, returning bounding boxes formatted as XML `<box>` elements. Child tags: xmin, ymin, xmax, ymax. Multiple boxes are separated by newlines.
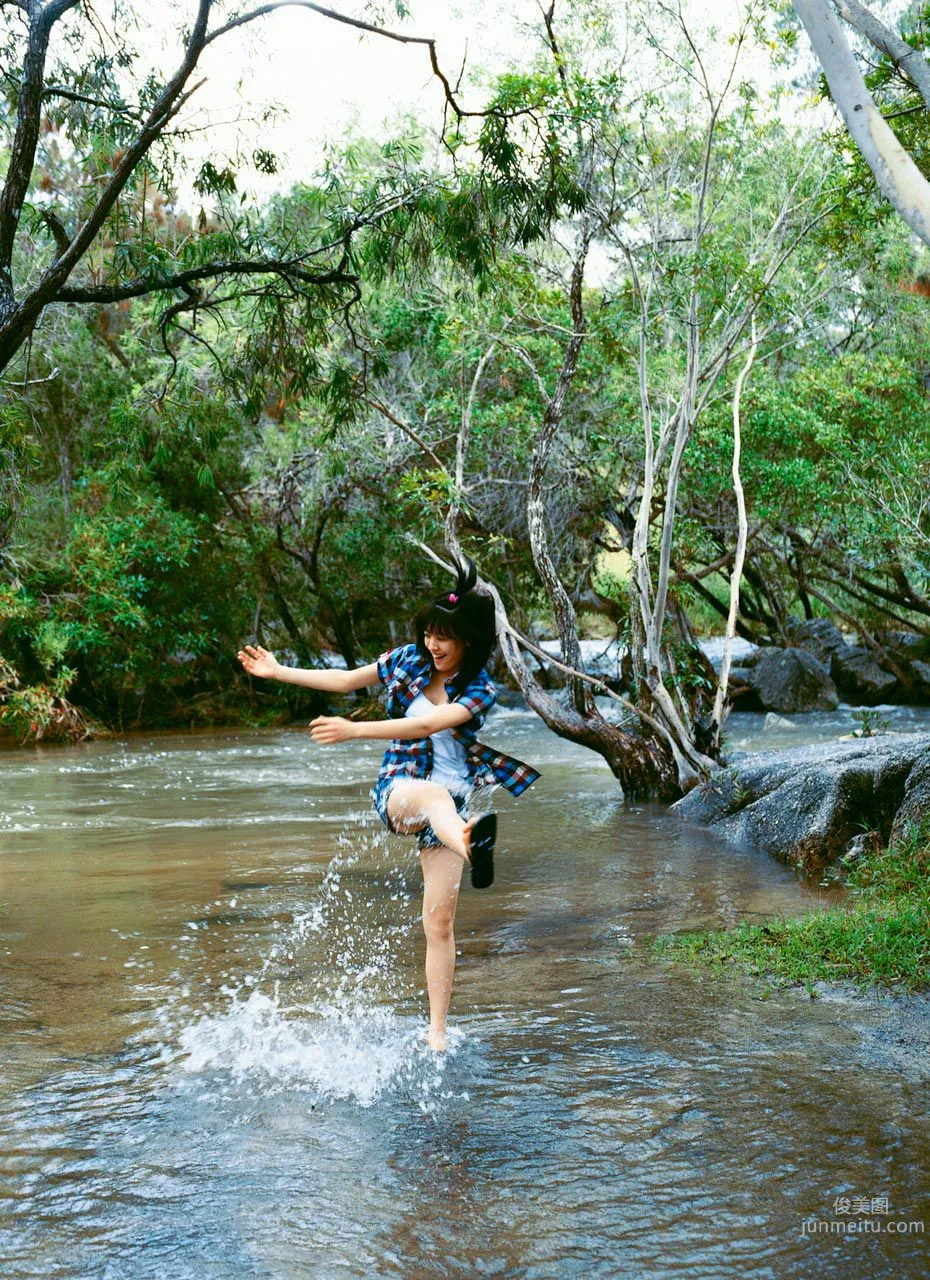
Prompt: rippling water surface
<box><xmin>1</xmin><ymin>707</ymin><xmax>928</xmax><ymax>1277</ymax></box>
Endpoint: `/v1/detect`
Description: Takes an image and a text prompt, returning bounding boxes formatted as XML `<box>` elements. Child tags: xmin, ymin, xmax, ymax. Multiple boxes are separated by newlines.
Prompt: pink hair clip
<box><xmin>448</xmin><ymin>593</ymin><xmax>458</xmax><ymax>603</ymax></box>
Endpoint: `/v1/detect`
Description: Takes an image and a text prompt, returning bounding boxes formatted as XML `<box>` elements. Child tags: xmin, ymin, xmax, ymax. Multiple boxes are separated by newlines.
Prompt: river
<box><xmin>1</xmin><ymin>705</ymin><xmax>928</xmax><ymax>1277</ymax></box>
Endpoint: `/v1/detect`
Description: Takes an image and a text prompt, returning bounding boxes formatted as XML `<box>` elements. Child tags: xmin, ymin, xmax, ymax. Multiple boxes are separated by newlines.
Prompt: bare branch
<box><xmin>366</xmin><ymin>398</ymin><xmax>444</xmax><ymax>470</ymax></box>
<box><xmin>711</xmin><ymin>317</ymin><xmax>758</xmax><ymax>743</ymax></box>
<box><xmin>203</xmin><ymin>0</ymin><xmax>499</xmax><ymax>120</ymax></box>
<box><xmin>42</xmin><ymin>83</ymin><xmax>141</xmax><ymax>117</ymax></box>
<box><xmin>1</xmin><ymin>363</ymin><xmax>59</xmax><ymax>387</ymax></box>
<box><xmin>39</xmin><ymin>209</ymin><xmax>69</xmax><ymax>258</ymax></box>
<box><xmin>834</xmin><ymin>0</ymin><xmax>930</xmax><ymax>114</ymax></box>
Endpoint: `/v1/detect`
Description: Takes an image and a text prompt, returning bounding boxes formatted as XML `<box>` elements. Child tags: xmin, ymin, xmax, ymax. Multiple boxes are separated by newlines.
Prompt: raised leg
<box><xmin>419</xmin><ymin>842</ymin><xmax>465</xmax><ymax>1051</ymax></box>
<box><xmin>386</xmin><ymin>778</ymin><xmax>477</xmax><ymax>863</ymax></box>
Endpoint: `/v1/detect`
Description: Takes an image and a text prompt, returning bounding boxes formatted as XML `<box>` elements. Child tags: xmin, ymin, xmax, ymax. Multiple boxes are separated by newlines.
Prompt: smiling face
<box><xmin>423</xmin><ymin>625</ymin><xmax>467</xmax><ymax>677</ymax></box>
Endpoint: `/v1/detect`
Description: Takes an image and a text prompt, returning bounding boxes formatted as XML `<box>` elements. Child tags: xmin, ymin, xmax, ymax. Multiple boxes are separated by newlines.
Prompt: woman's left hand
<box><xmin>309</xmin><ymin>715</ymin><xmax>358</xmax><ymax>744</ymax></box>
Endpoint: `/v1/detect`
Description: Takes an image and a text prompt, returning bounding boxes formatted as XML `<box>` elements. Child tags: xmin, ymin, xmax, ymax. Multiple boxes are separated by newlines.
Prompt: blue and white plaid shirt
<box><xmin>369</xmin><ymin>643</ymin><xmax>541</xmax><ymax>797</ymax></box>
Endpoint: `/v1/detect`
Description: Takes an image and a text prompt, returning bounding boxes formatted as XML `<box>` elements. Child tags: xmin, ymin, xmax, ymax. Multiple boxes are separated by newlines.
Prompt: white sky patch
<box><xmin>142</xmin><ymin>0</ymin><xmax>534</xmax><ymax>203</ymax></box>
<box><xmin>34</xmin><ymin>0</ymin><xmax>826</xmax><ymax>208</ymax></box>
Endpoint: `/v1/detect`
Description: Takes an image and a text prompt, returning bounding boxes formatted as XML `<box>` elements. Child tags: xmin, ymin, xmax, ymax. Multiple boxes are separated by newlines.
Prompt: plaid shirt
<box><xmin>370</xmin><ymin>643</ymin><xmax>541</xmax><ymax>796</ymax></box>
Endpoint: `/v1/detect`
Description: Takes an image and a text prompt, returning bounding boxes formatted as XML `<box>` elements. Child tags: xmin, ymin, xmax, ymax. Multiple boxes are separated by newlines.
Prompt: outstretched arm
<box><xmin>310</xmin><ymin>701</ymin><xmax>474</xmax><ymax>744</ymax></box>
<box><xmin>237</xmin><ymin>644</ymin><xmax>378</xmax><ymax>693</ymax></box>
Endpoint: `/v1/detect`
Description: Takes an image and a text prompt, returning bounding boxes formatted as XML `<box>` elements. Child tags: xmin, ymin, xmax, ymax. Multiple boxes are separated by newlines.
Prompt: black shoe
<box><xmin>469</xmin><ymin>813</ymin><xmax>497</xmax><ymax>889</ymax></box>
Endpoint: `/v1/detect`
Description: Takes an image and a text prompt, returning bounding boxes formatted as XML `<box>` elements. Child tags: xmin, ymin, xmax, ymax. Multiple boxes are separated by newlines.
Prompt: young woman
<box><xmin>236</xmin><ymin>555</ymin><xmax>540</xmax><ymax>1051</ymax></box>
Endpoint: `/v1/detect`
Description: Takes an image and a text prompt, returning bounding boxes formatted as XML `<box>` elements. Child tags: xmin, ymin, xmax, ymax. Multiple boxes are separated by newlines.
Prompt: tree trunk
<box><xmin>794</xmin><ymin>0</ymin><xmax>930</xmax><ymax>251</ymax></box>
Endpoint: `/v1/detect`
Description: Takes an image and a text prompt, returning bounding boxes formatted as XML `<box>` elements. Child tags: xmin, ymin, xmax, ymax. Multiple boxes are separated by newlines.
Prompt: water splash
<box><xmin>150</xmin><ymin>826</ymin><xmax>469</xmax><ymax>1108</ymax></box>
<box><xmin>165</xmin><ymin>987</ymin><xmax>466</xmax><ymax>1108</ymax></box>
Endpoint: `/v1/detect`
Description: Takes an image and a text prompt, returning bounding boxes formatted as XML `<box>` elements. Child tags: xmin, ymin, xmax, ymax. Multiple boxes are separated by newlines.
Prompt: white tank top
<box><xmin>406</xmin><ymin>689</ymin><xmax>471</xmax><ymax>794</ymax></box>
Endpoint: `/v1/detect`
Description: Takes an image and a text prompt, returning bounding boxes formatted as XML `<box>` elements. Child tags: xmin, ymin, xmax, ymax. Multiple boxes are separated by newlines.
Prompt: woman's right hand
<box><xmin>237</xmin><ymin>644</ymin><xmax>279</xmax><ymax>679</ymax></box>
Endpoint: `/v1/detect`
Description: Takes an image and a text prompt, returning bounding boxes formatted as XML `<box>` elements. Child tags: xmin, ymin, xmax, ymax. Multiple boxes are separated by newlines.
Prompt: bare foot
<box><xmin>427</xmin><ymin>1026</ymin><xmax>447</xmax><ymax>1052</ymax></box>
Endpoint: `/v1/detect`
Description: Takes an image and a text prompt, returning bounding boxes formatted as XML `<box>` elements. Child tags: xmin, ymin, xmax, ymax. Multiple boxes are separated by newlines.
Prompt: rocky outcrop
<box><xmin>786</xmin><ymin>618</ymin><xmax>848</xmax><ymax>666</ymax></box>
<box><xmin>745</xmin><ymin>647</ymin><xmax>839</xmax><ymax>714</ymax></box>
<box><xmin>672</xmin><ymin>733</ymin><xmax>930</xmax><ymax>875</ymax></box>
<box><xmin>726</xmin><ymin>623</ymin><xmax>930</xmax><ymax>709</ymax></box>
<box><xmin>698</xmin><ymin>636</ymin><xmax>760</xmax><ymax>669</ymax></box>
<box><xmin>831</xmin><ymin>646</ymin><xmax>900</xmax><ymax>705</ymax></box>
<box><xmin>891</xmin><ymin>750</ymin><xmax>930</xmax><ymax>839</ymax></box>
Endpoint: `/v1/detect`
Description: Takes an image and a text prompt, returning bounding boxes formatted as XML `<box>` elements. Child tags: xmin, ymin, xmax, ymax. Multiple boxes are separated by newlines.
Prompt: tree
<box><xmin>793</xmin><ymin>0</ymin><xmax>930</xmax><ymax>249</ymax></box>
<box><xmin>0</xmin><ymin>0</ymin><xmax>499</xmax><ymax>380</ymax></box>
<box><xmin>429</xmin><ymin>1</ymin><xmax>838</xmax><ymax>797</ymax></box>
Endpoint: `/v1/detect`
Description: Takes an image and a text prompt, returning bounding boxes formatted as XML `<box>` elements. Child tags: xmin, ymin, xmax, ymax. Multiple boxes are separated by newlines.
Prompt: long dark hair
<box><xmin>412</xmin><ymin>553</ymin><xmax>496</xmax><ymax>692</ymax></box>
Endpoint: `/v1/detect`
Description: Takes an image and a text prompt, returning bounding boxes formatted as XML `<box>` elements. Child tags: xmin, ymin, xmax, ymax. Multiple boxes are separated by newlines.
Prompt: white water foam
<box><xmin>166</xmin><ymin>987</ymin><xmax>467</xmax><ymax>1108</ymax></box>
<box><xmin>150</xmin><ymin>828</ymin><xmax>470</xmax><ymax>1109</ymax></box>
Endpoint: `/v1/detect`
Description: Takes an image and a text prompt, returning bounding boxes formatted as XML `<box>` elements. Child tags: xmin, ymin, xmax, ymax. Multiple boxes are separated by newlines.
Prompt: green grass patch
<box><xmin>647</xmin><ymin>824</ymin><xmax>930</xmax><ymax>995</ymax></box>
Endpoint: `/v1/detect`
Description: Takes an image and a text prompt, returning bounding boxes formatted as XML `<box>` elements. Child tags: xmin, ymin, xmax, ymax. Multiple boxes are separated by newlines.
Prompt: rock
<box><xmin>839</xmin><ymin>831</ymin><xmax>882</xmax><ymax>867</ymax></box>
<box><xmin>672</xmin><ymin>733</ymin><xmax>930</xmax><ymax>875</ymax></box>
<box><xmin>786</xmin><ymin>618</ymin><xmax>848</xmax><ymax>665</ymax></box>
<box><xmin>907</xmin><ymin>660</ymin><xmax>930</xmax><ymax>702</ymax></box>
<box><xmin>882</xmin><ymin>630</ymin><xmax>930</xmax><ymax>658</ymax></box>
<box><xmin>830</xmin><ymin>646</ymin><xmax>899</xmax><ymax>705</ymax></box>
<box><xmin>726</xmin><ymin>666</ymin><xmax>762</xmax><ymax>707</ymax></box>
<box><xmin>698</xmin><ymin>636</ymin><xmax>759</xmax><ymax>670</ymax></box>
<box><xmin>527</xmin><ymin>620</ymin><xmax>556</xmax><ymax>643</ymax></box>
<box><xmin>727</xmin><ymin>665</ymin><xmax>755</xmax><ymax>687</ymax></box>
<box><xmin>870</xmin><ymin>631</ymin><xmax>930</xmax><ymax>704</ymax></box>
<box><xmin>495</xmin><ymin>687</ymin><xmax>529</xmax><ymax>710</ymax></box>
<box><xmin>746</xmin><ymin>647</ymin><xmax>839</xmax><ymax>713</ymax></box>
<box><xmin>537</xmin><ymin>639</ymin><xmax>628</xmax><ymax>684</ymax></box>
<box><xmin>763</xmin><ymin>712</ymin><xmax>796</xmax><ymax>731</ymax></box>
<box><xmin>891</xmin><ymin>750</ymin><xmax>930</xmax><ymax>839</ymax></box>
<box><xmin>545</xmin><ymin>688</ymin><xmax>633</xmax><ymax>724</ymax></box>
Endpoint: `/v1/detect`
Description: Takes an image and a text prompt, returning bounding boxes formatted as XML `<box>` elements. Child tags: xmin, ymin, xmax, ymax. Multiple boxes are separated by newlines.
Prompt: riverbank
<box><xmin>648</xmin><ymin>819</ymin><xmax>930</xmax><ymax>1010</ymax></box>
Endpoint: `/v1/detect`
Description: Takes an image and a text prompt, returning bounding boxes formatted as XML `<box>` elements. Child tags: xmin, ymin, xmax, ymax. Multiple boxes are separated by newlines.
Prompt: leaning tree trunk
<box><xmin>435</xmin><ymin>224</ymin><xmax>681</xmax><ymax>800</ymax></box>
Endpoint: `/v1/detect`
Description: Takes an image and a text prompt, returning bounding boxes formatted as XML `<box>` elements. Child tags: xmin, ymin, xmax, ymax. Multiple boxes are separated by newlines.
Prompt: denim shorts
<box><xmin>370</xmin><ymin>774</ymin><xmax>472</xmax><ymax>850</ymax></box>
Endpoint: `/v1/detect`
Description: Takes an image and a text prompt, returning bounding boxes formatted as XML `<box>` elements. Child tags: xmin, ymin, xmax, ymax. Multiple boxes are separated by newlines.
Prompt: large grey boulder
<box><xmin>891</xmin><ymin>750</ymin><xmax>930</xmax><ymax>839</ymax></box>
<box><xmin>907</xmin><ymin>661</ymin><xmax>930</xmax><ymax>702</ymax></box>
<box><xmin>746</xmin><ymin>647</ymin><xmax>839</xmax><ymax>713</ymax></box>
<box><xmin>831</xmin><ymin>645</ymin><xmax>899</xmax><ymax>705</ymax></box>
<box><xmin>672</xmin><ymin>733</ymin><xmax>930</xmax><ymax>875</ymax></box>
<box><xmin>883</xmin><ymin>630</ymin><xmax>930</xmax><ymax>657</ymax></box>
<box><xmin>786</xmin><ymin>618</ymin><xmax>848</xmax><ymax>666</ymax></box>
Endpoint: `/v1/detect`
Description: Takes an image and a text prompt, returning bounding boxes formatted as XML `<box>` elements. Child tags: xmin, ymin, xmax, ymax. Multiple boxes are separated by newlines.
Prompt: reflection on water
<box><xmin>1</xmin><ymin>711</ymin><xmax>928</xmax><ymax>1277</ymax></box>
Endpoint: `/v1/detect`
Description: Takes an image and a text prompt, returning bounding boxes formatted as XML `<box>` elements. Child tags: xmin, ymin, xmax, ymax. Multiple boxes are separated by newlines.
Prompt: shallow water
<box><xmin>1</xmin><ymin>710</ymin><xmax>928</xmax><ymax>1277</ymax></box>
<box><xmin>728</xmin><ymin>703</ymin><xmax>930</xmax><ymax>753</ymax></box>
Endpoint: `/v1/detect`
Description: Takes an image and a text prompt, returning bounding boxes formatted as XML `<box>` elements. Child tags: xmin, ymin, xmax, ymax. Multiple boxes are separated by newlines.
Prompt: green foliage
<box><xmin>850</xmin><ymin>708</ymin><xmax>892</xmax><ymax>738</ymax></box>
<box><xmin>3</xmin><ymin>0</ymin><xmax>930</xmax><ymax>741</ymax></box>
<box><xmin>0</xmin><ymin>655</ymin><xmax>89</xmax><ymax>743</ymax></box>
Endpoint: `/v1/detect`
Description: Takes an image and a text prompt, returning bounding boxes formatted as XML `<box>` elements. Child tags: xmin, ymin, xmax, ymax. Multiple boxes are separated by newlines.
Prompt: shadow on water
<box><xmin>1</xmin><ymin>715</ymin><xmax>928</xmax><ymax>1277</ymax></box>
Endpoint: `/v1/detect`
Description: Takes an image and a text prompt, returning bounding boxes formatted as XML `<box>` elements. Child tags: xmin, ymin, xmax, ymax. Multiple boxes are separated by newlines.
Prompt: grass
<box><xmin>647</xmin><ymin>823</ymin><xmax>930</xmax><ymax>996</ymax></box>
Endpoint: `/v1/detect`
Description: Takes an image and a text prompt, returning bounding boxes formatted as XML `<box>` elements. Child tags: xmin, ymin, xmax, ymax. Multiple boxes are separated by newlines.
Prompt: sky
<box><xmin>162</xmin><ymin>0</ymin><xmax>532</xmax><ymax>203</ymax></box>
<box><xmin>85</xmin><ymin>0</ymin><xmax>820</xmax><ymax>208</ymax></box>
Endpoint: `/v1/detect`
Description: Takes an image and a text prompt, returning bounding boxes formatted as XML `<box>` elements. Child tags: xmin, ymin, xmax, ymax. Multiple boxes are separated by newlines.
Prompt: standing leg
<box><xmin>420</xmin><ymin>843</ymin><xmax>465</xmax><ymax>1051</ymax></box>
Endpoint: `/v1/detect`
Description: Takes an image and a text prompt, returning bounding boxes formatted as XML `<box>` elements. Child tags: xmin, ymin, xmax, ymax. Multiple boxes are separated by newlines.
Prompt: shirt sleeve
<box><xmin>455</xmin><ymin>671</ymin><xmax>497</xmax><ymax>729</ymax></box>
<box><xmin>376</xmin><ymin>644</ymin><xmax>412</xmax><ymax>688</ymax></box>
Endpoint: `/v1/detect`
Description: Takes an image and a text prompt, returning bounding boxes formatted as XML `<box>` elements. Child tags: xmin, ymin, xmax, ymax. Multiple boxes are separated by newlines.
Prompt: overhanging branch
<box><xmin>53</xmin><ymin>258</ymin><xmax>358</xmax><ymax>304</ymax></box>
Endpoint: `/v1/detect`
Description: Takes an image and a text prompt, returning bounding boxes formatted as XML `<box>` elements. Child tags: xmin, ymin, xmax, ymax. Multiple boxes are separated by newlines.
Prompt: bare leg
<box><xmin>419</xmin><ymin>843</ymin><xmax>465</xmax><ymax>1051</ymax></box>
<box><xmin>386</xmin><ymin>779</ymin><xmax>478</xmax><ymax>863</ymax></box>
